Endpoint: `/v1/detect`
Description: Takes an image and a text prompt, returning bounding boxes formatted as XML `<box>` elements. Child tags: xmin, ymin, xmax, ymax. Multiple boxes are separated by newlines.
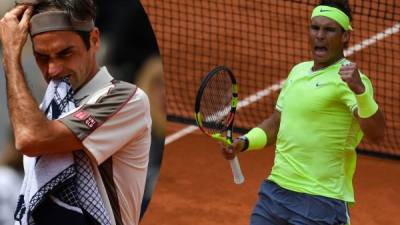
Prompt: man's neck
<box><xmin>75</xmin><ymin>65</ymin><xmax>100</xmax><ymax>92</ymax></box>
<box><xmin>312</xmin><ymin>55</ymin><xmax>345</xmax><ymax>71</ymax></box>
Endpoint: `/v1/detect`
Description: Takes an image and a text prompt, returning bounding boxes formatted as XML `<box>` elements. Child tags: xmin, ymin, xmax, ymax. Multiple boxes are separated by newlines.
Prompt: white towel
<box><xmin>14</xmin><ymin>78</ymin><xmax>111</xmax><ymax>225</ymax></box>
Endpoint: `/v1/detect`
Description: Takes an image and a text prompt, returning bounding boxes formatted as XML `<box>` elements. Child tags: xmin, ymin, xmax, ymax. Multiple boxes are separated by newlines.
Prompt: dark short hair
<box><xmin>32</xmin><ymin>0</ymin><xmax>96</xmax><ymax>50</ymax></box>
<box><xmin>76</xmin><ymin>31</ymin><xmax>91</xmax><ymax>50</ymax></box>
<box><xmin>318</xmin><ymin>0</ymin><xmax>352</xmax><ymax>21</ymax></box>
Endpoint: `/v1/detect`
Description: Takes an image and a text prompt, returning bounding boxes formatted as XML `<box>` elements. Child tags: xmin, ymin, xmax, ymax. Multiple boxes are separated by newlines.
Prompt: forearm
<box><xmin>351</xmin><ymin>80</ymin><xmax>386</xmax><ymax>144</ymax></box>
<box><xmin>257</xmin><ymin>110</ymin><xmax>281</xmax><ymax>147</ymax></box>
<box><xmin>3</xmin><ymin>56</ymin><xmax>49</xmax><ymax>149</ymax></box>
<box><xmin>0</xmin><ymin>6</ymin><xmax>77</xmax><ymax>155</ymax></box>
<box><xmin>240</xmin><ymin>110</ymin><xmax>281</xmax><ymax>152</ymax></box>
<box><xmin>358</xmin><ymin>108</ymin><xmax>385</xmax><ymax>143</ymax></box>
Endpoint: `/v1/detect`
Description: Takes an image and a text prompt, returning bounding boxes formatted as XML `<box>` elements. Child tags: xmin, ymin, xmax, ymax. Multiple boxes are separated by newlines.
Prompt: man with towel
<box><xmin>0</xmin><ymin>1</ymin><xmax>152</xmax><ymax>225</ymax></box>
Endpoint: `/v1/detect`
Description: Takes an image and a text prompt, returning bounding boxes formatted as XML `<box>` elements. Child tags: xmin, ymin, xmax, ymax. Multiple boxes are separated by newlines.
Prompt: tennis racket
<box><xmin>194</xmin><ymin>65</ymin><xmax>245</xmax><ymax>184</ymax></box>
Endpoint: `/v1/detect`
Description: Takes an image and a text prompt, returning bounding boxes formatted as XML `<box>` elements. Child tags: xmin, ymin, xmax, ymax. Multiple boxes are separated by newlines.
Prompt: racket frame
<box><xmin>194</xmin><ymin>66</ymin><xmax>244</xmax><ymax>184</ymax></box>
<box><xmin>195</xmin><ymin>66</ymin><xmax>238</xmax><ymax>139</ymax></box>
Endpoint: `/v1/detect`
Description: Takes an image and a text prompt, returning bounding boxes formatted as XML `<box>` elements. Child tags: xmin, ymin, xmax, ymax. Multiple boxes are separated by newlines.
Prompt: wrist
<box><xmin>238</xmin><ymin>136</ymin><xmax>249</xmax><ymax>152</ymax></box>
<box><xmin>3</xmin><ymin>53</ymin><xmax>22</xmax><ymax>71</ymax></box>
<box><xmin>353</xmin><ymin>85</ymin><xmax>365</xmax><ymax>95</ymax></box>
<box><xmin>3</xmin><ymin>51</ymin><xmax>22</xmax><ymax>63</ymax></box>
<box><xmin>356</xmin><ymin>89</ymin><xmax>378</xmax><ymax>118</ymax></box>
<box><xmin>243</xmin><ymin>127</ymin><xmax>268</xmax><ymax>151</ymax></box>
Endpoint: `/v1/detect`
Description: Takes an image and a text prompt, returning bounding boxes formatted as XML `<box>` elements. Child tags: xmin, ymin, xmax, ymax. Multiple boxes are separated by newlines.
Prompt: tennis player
<box><xmin>0</xmin><ymin>1</ymin><xmax>151</xmax><ymax>225</ymax></box>
<box><xmin>222</xmin><ymin>0</ymin><xmax>385</xmax><ymax>224</ymax></box>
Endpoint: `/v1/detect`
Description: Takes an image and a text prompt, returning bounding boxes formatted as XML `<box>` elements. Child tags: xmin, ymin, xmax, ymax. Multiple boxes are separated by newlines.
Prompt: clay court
<box><xmin>140</xmin><ymin>1</ymin><xmax>400</xmax><ymax>224</ymax></box>
<box><xmin>141</xmin><ymin>122</ymin><xmax>400</xmax><ymax>225</ymax></box>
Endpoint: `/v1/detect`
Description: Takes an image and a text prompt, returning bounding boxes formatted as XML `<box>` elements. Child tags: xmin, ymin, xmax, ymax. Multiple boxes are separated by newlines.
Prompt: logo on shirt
<box><xmin>84</xmin><ymin>116</ymin><xmax>98</xmax><ymax>130</ymax></box>
<box><xmin>74</xmin><ymin>110</ymin><xmax>98</xmax><ymax>130</ymax></box>
<box><xmin>74</xmin><ymin>111</ymin><xmax>89</xmax><ymax>120</ymax></box>
<box><xmin>315</xmin><ymin>82</ymin><xmax>328</xmax><ymax>88</ymax></box>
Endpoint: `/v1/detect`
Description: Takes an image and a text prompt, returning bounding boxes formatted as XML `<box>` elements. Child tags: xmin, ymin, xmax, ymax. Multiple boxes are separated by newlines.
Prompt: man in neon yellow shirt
<box><xmin>222</xmin><ymin>0</ymin><xmax>385</xmax><ymax>224</ymax></box>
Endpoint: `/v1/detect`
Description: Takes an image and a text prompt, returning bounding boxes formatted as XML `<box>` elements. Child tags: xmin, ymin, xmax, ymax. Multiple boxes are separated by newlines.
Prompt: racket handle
<box><xmin>229</xmin><ymin>156</ymin><xmax>245</xmax><ymax>184</ymax></box>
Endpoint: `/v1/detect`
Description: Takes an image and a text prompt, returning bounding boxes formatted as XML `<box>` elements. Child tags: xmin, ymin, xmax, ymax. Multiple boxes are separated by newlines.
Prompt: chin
<box><xmin>313</xmin><ymin>57</ymin><xmax>326</xmax><ymax>64</ymax></box>
<box><xmin>313</xmin><ymin>55</ymin><xmax>331</xmax><ymax>63</ymax></box>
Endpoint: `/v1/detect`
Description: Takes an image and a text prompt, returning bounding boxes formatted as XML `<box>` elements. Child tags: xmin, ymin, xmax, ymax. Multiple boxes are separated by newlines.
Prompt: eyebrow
<box><xmin>34</xmin><ymin>46</ymin><xmax>75</xmax><ymax>56</ymax></box>
<box><xmin>310</xmin><ymin>24</ymin><xmax>338</xmax><ymax>30</ymax></box>
<box><xmin>57</xmin><ymin>46</ymin><xmax>75</xmax><ymax>55</ymax></box>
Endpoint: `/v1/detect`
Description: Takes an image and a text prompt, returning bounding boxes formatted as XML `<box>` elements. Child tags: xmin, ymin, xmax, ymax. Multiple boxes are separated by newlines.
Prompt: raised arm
<box><xmin>356</xmin><ymin>109</ymin><xmax>385</xmax><ymax>143</ymax></box>
<box><xmin>0</xmin><ymin>6</ymin><xmax>82</xmax><ymax>156</ymax></box>
<box><xmin>339</xmin><ymin>63</ymin><xmax>386</xmax><ymax>144</ymax></box>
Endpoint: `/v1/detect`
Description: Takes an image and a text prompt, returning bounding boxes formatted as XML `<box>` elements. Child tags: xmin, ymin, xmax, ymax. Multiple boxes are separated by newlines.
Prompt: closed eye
<box><xmin>57</xmin><ymin>47</ymin><xmax>74</xmax><ymax>58</ymax></box>
<box><xmin>34</xmin><ymin>53</ymin><xmax>49</xmax><ymax>61</ymax></box>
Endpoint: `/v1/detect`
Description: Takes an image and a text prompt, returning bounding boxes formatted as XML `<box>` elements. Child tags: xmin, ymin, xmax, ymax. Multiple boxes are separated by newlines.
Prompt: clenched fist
<box><xmin>339</xmin><ymin>63</ymin><xmax>365</xmax><ymax>95</ymax></box>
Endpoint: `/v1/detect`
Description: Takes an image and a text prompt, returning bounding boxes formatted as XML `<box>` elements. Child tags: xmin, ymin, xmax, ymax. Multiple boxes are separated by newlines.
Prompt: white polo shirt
<box><xmin>60</xmin><ymin>67</ymin><xmax>151</xmax><ymax>225</ymax></box>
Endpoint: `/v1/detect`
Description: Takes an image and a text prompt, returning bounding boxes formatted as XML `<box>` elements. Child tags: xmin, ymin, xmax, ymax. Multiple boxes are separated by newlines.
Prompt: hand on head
<box><xmin>15</xmin><ymin>0</ymin><xmax>41</xmax><ymax>5</ymax></box>
<box><xmin>0</xmin><ymin>5</ymin><xmax>32</xmax><ymax>58</ymax></box>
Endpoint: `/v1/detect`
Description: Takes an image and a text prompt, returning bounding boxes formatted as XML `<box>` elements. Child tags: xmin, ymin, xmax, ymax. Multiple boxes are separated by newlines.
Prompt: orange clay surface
<box><xmin>141</xmin><ymin>122</ymin><xmax>400</xmax><ymax>225</ymax></box>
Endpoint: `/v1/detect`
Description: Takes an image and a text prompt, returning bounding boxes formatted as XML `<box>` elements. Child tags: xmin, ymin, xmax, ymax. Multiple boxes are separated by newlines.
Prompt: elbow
<box><xmin>15</xmin><ymin>134</ymin><xmax>40</xmax><ymax>157</ymax></box>
<box><xmin>362</xmin><ymin>117</ymin><xmax>386</xmax><ymax>145</ymax></box>
<box><xmin>367</xmin><ymin>136</ymin><xmax>384</xmax><ymax>145</ymax></box>
<box><xmin>365</xmin><ymin>130</ymin><xmax>385</xmax><ymax>145</ymax></box>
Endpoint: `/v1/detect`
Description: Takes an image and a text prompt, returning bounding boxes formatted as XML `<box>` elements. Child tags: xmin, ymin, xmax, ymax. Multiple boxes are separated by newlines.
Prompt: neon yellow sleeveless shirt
<box><xmin>269</xmin><ymin>59</ymin><xmax>374</xmax><ymax>203</ymax></box>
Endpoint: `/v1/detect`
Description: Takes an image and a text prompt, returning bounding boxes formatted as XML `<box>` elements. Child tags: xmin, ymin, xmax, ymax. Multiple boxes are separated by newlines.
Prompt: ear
<box><xmin>90</xmin><ymin>27</ymin><xmax>101</xmax><ymax>51</ymax></box>
<box><xmin>342</xmin><ymin>30</ymin><xmax>350</xmax><ymax>44</ymax></box>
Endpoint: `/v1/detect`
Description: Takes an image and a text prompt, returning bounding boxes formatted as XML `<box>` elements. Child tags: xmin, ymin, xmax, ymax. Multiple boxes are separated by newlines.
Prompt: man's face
<box><xmin>32</xmin><ymin>28</ymin><xmax>100</xmax><ymax>90</ymax></box>
<box><xmin>309</xmin><ymin>16</ymin><xmax>349</xmax><ymax>67</ymax></box>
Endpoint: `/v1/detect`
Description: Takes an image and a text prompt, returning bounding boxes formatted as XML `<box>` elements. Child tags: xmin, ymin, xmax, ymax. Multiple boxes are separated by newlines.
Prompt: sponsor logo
<box><xmin>74</xmin><ymin>111</ymin><xmax>98</xmax><ymax>130</ymax></box>
<box><xmin>320</xmin><ymin>9</ymin><xmax>331</xmax><ymax>13</ymax></box>
<box><xmin>315</xmin><ymin>82</ymin><xmax>328</xmax><ymax>88</ymax></box>
<box><xmin>74</xmin><ymin>111</ymin><xmax>89</xmax><ymax>120</ymax></box>
<box><xmin>84</xmin><ymin>116</ymin><xmax>98</xmax><ymax>129</ymax></box>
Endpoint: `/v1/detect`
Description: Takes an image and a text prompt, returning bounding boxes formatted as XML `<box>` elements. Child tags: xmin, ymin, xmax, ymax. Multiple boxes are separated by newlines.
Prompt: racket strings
<box><xmin>200</xmin><ymin>72</ymin><xmax>233</xmax><ymax>133</ymax></box>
